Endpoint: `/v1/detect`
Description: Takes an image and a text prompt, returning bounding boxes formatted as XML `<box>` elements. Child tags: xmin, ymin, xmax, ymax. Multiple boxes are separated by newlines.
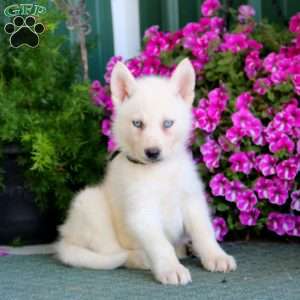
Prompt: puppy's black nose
<box><xmin>145</xmin><ymin>147</ymin><xmax>161</xmax><ymax>161</ymax></box>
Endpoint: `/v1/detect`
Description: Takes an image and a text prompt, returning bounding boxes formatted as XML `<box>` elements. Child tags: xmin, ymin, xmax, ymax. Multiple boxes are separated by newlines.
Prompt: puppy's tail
<box><xmin>56</xmin><ymin>241</ymin><xmax>128</xmax><ymax>270</ymax></box>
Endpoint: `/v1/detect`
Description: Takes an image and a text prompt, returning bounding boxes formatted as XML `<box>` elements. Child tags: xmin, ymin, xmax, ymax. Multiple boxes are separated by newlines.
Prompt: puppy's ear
<box><xmin>170</xmin><ymin>58</ymin><xmax>195</xmax><ymax>106</ymax></box>
<box><xmin>111</xmin><ymin>62</ymin><xmax>136</xmax><ymax>105</ymax></box>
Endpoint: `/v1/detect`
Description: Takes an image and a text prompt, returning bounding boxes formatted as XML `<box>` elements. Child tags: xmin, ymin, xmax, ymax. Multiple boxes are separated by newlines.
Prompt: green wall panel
<box><xmin>86</xmin><ymin>0</ymin><xmax>114</xmax><ymax>81</ymax></box>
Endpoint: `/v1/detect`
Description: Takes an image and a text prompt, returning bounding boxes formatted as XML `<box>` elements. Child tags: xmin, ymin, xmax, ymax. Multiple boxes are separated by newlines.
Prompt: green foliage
<box><xmin>0</xmin><ymin>1</ymin><xmax>106</xmax><ymax>219</ymax></box>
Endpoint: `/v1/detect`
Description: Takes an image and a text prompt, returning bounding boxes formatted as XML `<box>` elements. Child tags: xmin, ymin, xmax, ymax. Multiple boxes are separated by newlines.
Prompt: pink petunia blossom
<box><xmin>200</xmin><ymin>139</ymin><xmax>222</xmax><ymax>169</ymax></box>
<box><xmin>229</xmin><ymin>152</ymin><xmax>254</xmax><ymax>174</ymax></box>
<box><xmin>90</xmin><ymin>80</ymin><xmax>113</xmax><ymax>110</ymax></box>
<box><xmin>231</xmin><ymin>109</ymin><xmax>263</xmax><ymax>139</ymax></box>
<box><xmin>253</xmin><ymin>77</ymin><xmax>272</xmax><ymax>95</ymax></box>
<box><xmin>255</xmin><ymin>154</ymin><xmax>277</xmax><ymax>176</ymax></box>
<box><xmin>220</xmin><ymin>33</ymin><xmax>249</xmax><ymax>53</ymax></box>
<box><xmin>208</xmin><ymin>86</ymin><xmax>229</xmax><ymax>112</ymax></box>
<box><xmin>201</xmin><ymin>0</ymin><xmax>221</xmax><ymax>17</ymax></box>
<box><xmin>253</xmin><ymin>177</ymin><xmax>273</xmax><ymax>199</ymax></box>
<box><xmin>238</xmin><ymin>5</ymin><xmax>255</xmax><ymax>22</ymax></box>
<box><xmin>107</xmin><ymin>136</ymin><xmax>117</xmax><ymax>152</ymax></box>
<box><xmin>225</xmin><ymin>126</ymin><xmax>244</xmax><ymax>144</ymax></box>
<box><xmin>267</xmin><ymin>213</ymin><xmax>296</xmax><ymax>236</ymax></box>
<box><xmin>193</xmin><ymin>107</ymin><xmax>220</xmax><ymax>133</ymax></box>
<box><xmin>225</xmin><ymin>180</ymin><xmax>246</xmax><ymax>202</ymax></box>
<box><xmin>291</xmin><ymin>190</ymin><xmax>300</xmax><ymax>211</ymax></box>
<box><xmin>267</xmin><ymin>183</ymin><xmax>288</xmax><ymax>205</ymax></box>
<box><xmin>235</xmin><ymin>92</ymin><xmax>253</xmax><ymax>110</ymax></box>
<box><xmin>209</xmin><ymin>173</ymin><xmax>230</xmax><ymax>196</ymax></box>
<box><xmin>276</xmin><ymin>158</ymin><xmax>299</xmax><ymax>181</ymax></box>
<box><xmin>266</xmin><ymin>131</ymin><xmax>295</xmax><ymax>153</ymax></box>
<box><xmin>245</xmin><ymin>50</ymin><xmax>261</xmax><ymax>79</ymax></box>
<box><xmin>292</xmin><ymin>74</ymin><xmax>300</xmax><ymax>95</ymax></box>
<box><xmin>236</xmin><ymin>189</ymin><xmax>258</xmax><ymax>212</ymax></box>
<box><xmin>213</xmin><ymin>217</ymin><xmax>228</xmax><ymax>241</ymax></box>
<box><xmin>289</xmin><ymin>13</ymin><xmax>300</xmax><ymax>35</ymax></box>
<box><xmin>239</xmin><ymin>208</ymin><xmax>260</xmax><ymax>226</ymax></box>
<box><xmin>272</xmin><ymin>111</ymin><xmax>294</xmax><ymax>134</ymax></box>
<box><xmin>0</xmin><ymin>248</ymin><xmax>9</xmax><ymax>256</ymax></box>
<box><xmin>104</xmin><ymin>56</ymin><xmax>123</xmax><ymax>84</ymax></box>
<box><xmin>101</xmin><ymin>119</ymin><xmax>111</xmax><ymax>137</ymax></box>
<box><xmin>288</xmin><ymin>216</ymin><xmax>300</xmax><ymax>237</ymax></box>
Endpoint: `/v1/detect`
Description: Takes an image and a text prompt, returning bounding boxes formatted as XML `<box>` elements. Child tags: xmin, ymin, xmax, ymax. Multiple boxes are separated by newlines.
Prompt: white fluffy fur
<box><xmin>56</xmin><ymin>59</ymin><xmax>236</xmax><ymax>285</ymax></box>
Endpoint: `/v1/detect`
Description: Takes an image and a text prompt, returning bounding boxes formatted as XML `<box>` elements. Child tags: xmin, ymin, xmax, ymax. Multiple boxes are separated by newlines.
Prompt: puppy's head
<box><xmin>110</xmin><ymin>58</ymin><xmax>195</xmax><ymax>163</ymax></box>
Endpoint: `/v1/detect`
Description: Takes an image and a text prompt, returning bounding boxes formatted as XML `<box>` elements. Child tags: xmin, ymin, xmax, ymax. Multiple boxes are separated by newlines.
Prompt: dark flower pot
<box><xmin>0</xmin><ymin>143</ymin><xmax>57</xmax><ymax>245</ymax></box>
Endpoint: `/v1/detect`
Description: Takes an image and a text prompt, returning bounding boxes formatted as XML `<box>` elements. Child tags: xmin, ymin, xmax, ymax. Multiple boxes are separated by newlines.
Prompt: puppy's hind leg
<box><xmin>56</xmin><ymin>186</ymin><xmax>127</xmax><ymax>270</ymax></box>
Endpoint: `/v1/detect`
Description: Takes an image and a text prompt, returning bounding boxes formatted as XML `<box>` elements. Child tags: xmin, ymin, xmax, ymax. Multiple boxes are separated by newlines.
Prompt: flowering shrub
<box><xmin>90</xmin><ymin>1</ymin><xmax>300</xmax><ymax>240</ymax></box>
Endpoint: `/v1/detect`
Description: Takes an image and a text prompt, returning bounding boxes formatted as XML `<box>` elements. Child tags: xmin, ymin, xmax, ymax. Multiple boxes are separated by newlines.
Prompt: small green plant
<box><xmin>0</xmin><ymin>1</ymin><xmax>106</xmax><ymax>220</ymax></box>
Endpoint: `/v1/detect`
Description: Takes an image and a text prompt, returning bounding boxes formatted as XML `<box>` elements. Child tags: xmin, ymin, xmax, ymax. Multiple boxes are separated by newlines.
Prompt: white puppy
<box><xmin>56</xmin><ymin>59</ymin><xmax>236</xmax><ymax>285</ymax></box>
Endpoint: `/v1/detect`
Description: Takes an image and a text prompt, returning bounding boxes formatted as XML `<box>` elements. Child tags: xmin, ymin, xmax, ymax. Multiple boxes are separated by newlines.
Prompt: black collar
<box><xmin>126</xmin><ymin>155</ymin><xmax>146</xmax><ymax>165</ymax></box>
<box><xmin>109</xmin><ymin>150</ymin><xmax>146</xmax><ymax>165</ymax></box>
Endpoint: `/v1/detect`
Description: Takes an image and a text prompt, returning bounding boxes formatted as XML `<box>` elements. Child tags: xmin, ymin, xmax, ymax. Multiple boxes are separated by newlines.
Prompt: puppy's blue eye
<box><xmin>132</xmin><ymin>120</ymin><xmax>143</xmax><ymax>128</ymax></box>
<box><xmin>163</xmin><ymin>120</ymin><xmax>174</xmax><ymax>129</ymax></box>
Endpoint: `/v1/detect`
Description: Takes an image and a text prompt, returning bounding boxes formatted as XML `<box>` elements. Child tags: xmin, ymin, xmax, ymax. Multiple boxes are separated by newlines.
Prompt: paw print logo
<box><xmin>4</xmin><ymin>16</ymin><xmax>45</xmax><ymax>48</ymax></box>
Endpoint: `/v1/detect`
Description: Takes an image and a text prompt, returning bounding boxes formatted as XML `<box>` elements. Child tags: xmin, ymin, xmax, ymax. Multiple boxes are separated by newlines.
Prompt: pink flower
<box><xmin>208</xmin><ymin>86</ymin><xmax>229</xmax><ymax>112</ymax></box>
<box><xmin>220</xmin><ymin>33</ymin><xmax>249</xmax><ymax>53</ymax></box>
<box><xmin>292</xmin><ymin>74</ymin><xmax>300</xmax><ymax>95</ymax></box>
<box><xmin>225</xmin><ymin>180</ymin><xmax>246</xmax><ymax>202</ymax></box>
<box><xmin>101</xmin><ymin>119</ymin><xmax>111</xmax><ymax>137</ymax></box>
<box><xmin>276</xmin><ymin>158</ymin><xmax>299</xmax><ymax>181</ymax></box>
<box><xmin>236</xmin><ymin>190</ymin><xmax>258</xmax><ymax>212</ymax></box>
<box><xmin>90</xmin><ymin>80</ymin><xmax>112</xmax><ymax>110</ymax></box>
<box><xmin>239</xmin><ymin>208</ymin><xmax>260</xmax><ymax>226</ymax></box>
<box><xmin>141</xmin><ymin>56</ymin><xmax>161</xmax><ymax>75</ymax></box>
<box><xmin>0</xmin><ymin>248</ymin><xmax>9</xmax><ymax>256</ymax></box>
<box><xmin>104</xmin><ymin>56</ymin><xmax>123</xmax><ymax>84</ymax></box>
<box><xmin>193</xmin><ymin>107</ymin><xmax>220</xmax><ymax>133</ymax></box>
<box><xmin>210</xmin><ymin>16</ymin><xmax>224</xmax><ymax>34</ymax></box>
<box><xmin>229</xmin><ymin>152</ymin><xmax>254</xmax><ymax>174</ymax></box>
<box><xmin>225</xmin><ymin>126</ymin><xmax>244</xmax><ymax>144</ymax></box>
<box><xmin>209</xmin><ymin>173</ymin><xmax>230</xmax><ymax>196</ymax></box>
<box><xmin>267</xmin><ymin>213</ymin><xmax>295</xmax><ymax>236</ymax></box>
<box><xmin>288</xmin><ymin>216</ymin><xmax>300</xmax><ymax>237</ymax></box>
<box><xmin>235</xmin><ymin>92</ymin><xmax>253</xmax><ymax>110</ymax></box>
<box><xmin>289</xmin><ymin>13</ymin><xmax>300</xmax><ymax>35</ymax></box>
<box><xmin>267</xmin><ymin>184</ymin><xmax>288</xmax><ymax>205</ymax></box>
<box><xmin>255</xmin><ymin>154</ymin><xmax>277</xmax><ymax>176</ymax></box>
<box><xmin>126</xmin><ymin>58</ymin><xmax>143</xmax><ymax>78</ymax></box>
<box><xmin>245</xmin><ymin>50</ymin><xmax>261</xmax><ymax>79</ymax></box>
<box><xmin>284</xmin><ymin>102</ymin><xmax>300</xmax><ymax>127</ymax></box>
<box><xmin>272</xmin><ymin>111</ymin><xmax>294</xmax><ymax>133</ymax></box>
<box><xmin>253</xmin><ymin>77</ymin><xmax>272</xmax><ymax>95</ymax></box>
<box><xmin>263</xmin><ymin>53</ymin><xmax>277</xmax><ymax>72</ymax></box>
<box><xmin>213</xmin><ymin>217</ymin><xmax>228</xmax><ymax>241</ymax></box>
<box><xmin>201</xmin><ymin>0</ymin><xmax>221</xmax><ymax>17</ymax></box>
<box><xmin>231</xmin><ymin>109</ymin><xmax>262</xmax><ymax>139</ymax></box>
<box><xmin>200</xmin><ymin>139</ymin><xmax>222</xmax><ymax>169</ymax></box>
<box><xmin>291</xmin><ymin>190</ymin><xmax>300</xmax><ymax>211</ymax></box>
<box><xmin>238</xmin><ymin>5</ymin><xmax>255</xmax><ymax>22</ymax></box>
<box><xmin>144</xmin><ymin>25</ymin><xmax>160</xmax><ymax>39</ymax></box>
<box><xmin>253</xmin><ymin>177</ymin><xmax>272</xmax><ymax>199</ymax></box>
<box><xmin>232</xmin><ymin>109</ymin><xmax>257</xmax><ymax>129</ymax></box>
<box><xmin>107</xmin><ymin>136</ymin><xmax>117</xmax><ymax>152</ymax></box>
<box><xmin>266</xmin><ymin>131</ymin><xmax>295</xmax><ymax>153</ymax></box>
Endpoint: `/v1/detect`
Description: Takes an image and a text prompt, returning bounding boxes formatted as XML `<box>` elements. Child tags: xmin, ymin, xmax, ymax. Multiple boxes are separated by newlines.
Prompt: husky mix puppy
<box><xmin>56</xmin><ymin>59</ymin><xmax>236</xmax><ymax>285</ymax></box>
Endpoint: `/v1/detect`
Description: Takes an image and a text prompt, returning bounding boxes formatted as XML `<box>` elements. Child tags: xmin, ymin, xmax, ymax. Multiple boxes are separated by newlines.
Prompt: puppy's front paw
<box><xmin>201</xmin><ymin>253</ymin><xmax>237</xmax><ymax>273</ymax></box>
<box><xmin>155</xmin><ymin>263</ymin><xmax>192</xmax><ymax>285</ymax></box>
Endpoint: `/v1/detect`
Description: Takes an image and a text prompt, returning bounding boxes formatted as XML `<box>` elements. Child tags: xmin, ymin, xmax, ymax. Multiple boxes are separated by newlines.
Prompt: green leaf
<box><xmin>217</xmin><ymin>202</ymin><xmax>229</xmax><ymax>212</ymax></box>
